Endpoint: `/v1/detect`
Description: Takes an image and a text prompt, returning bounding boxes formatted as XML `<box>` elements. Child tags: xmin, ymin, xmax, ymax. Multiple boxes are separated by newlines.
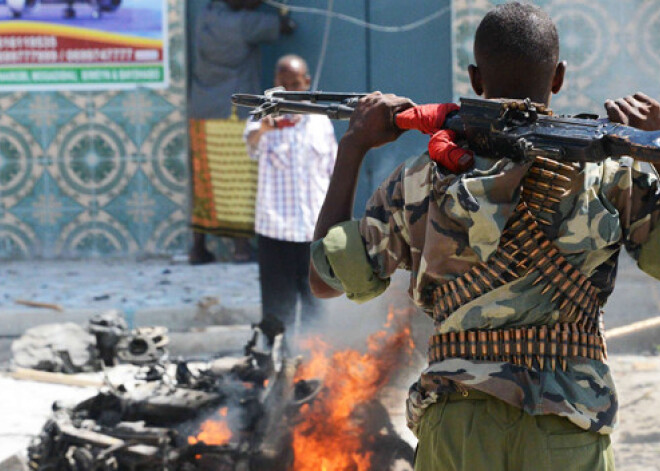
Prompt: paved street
<box><xmin>0</xmin><ymin>252</ymin><xmax>659</xmax><ymax>468</ymax></box>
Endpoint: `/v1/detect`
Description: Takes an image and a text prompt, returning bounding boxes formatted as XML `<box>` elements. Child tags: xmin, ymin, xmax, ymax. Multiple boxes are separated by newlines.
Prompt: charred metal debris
<box><xmin>26</xmin><ymin>327</ymin><xmax>413</xmax><ymax>471</ymax></box>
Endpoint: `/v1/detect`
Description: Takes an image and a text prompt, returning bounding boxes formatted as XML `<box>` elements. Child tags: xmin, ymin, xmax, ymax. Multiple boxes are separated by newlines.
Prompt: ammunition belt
<box><xmin>521</xmin><ymin>156</ymin><xmax>574</xmax><ymax>228</ymax></box>
<box><xmin>428</xmin><ymin>323</ymin><xmax>605</xmax><ymax>371</ymax></box>
<box><xmin>431</xmin><ymin>156</ymin><xmax>602</xmax><ymax>334</ymax></box>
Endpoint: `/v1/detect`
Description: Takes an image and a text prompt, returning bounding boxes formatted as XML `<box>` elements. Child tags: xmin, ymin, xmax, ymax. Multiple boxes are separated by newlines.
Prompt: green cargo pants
<box><xmin>414</xmin><ymin>389</ymin><xmax>615</xmax><ymax>471</ymax></box>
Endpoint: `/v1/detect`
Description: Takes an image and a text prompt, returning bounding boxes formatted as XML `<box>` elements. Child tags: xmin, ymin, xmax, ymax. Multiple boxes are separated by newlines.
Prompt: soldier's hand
<box><xmin>344</xmin><ymin>92</ymin><xmax>415</xmax><ymax>152</ymax></box>
<box><xmin>605</xmin><ymin>92</ymin><xmax>660</xmax><ymax>131</ymax></box>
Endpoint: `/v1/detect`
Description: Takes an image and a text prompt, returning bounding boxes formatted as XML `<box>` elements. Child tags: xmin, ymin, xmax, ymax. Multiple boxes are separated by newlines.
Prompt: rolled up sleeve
<box><xmin>638</xmin><ymin>224</ymin><xmax>660</xmax><ymax>278</ymax></box>
<box><xmin>311</xmin><ymin>220</ymin><xmax>390</xmax><ymax>304</ymax></box>
<box><xmin>311</xmin><ymin>160</ymin><xmax>416</xmax><ymax>303</ymax></box>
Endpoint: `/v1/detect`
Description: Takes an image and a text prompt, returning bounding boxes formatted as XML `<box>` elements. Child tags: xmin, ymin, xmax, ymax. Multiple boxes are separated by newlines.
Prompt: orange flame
<box><xmin>188</xmin><ymin>406</ymin><xmax>232</xmax><ymax>446</ymax></box>
<box><xmin>292</xmin><ymin>307</ymin><xmax>414</xmax><ymax>471</ymax></box>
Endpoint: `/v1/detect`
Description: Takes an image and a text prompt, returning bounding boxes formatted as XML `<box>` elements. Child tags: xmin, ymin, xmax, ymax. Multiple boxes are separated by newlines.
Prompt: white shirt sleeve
<box><xmin>322</xmin><ymin>118</ymin><xmax>338</xmax><ymax>177</ymax></box>
<box><xmin>243</xmin><ymin>117</ymin><xmax>262</xmax><ymax>160</ymax></box>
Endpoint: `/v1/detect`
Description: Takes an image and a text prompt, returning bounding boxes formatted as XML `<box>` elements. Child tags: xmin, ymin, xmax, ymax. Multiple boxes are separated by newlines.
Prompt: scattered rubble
<box><xmin>11</xmin><ymin>312</ymin><xmax>169</xmax><ymax>373</ymax></box>
<box><xmin>12</xmin><ymin>323</ymin><xmax>97</xmax><ymax>373</ymax></box>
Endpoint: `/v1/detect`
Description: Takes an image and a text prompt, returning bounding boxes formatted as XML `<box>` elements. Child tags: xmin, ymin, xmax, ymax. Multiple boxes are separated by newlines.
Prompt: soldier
<box><xmin>309</xmin><ymin>2</ymin><xmax>660</xmax><ymax>471</ymax></box>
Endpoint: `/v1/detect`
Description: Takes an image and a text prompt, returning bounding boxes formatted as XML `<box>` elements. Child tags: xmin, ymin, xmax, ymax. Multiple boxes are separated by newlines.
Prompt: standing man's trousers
<box><xmin>257</xmin><ymin>235</ymin><xmax>320</xmax><ymax>343</ymax></box>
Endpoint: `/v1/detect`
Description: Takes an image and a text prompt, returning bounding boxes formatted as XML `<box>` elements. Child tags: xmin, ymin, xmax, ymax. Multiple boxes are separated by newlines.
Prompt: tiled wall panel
<box><xmin>453</xmin><ymin>0</ymin><xmax>660</xmax><ymax>116</ymax></box>
<box><xmin>0</xmin><ymin>0</ymin><xmax>187</xmax><ymax>259</ymax></box>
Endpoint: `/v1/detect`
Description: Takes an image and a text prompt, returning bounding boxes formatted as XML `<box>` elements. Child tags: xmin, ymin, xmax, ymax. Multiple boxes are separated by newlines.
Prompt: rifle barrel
<box><xmin>231</xmin><ymin>93</ymin><xmax>356</xmax><ymax>120</ymax></box>
<box><xmin>231</xmin><ymin>94</ymin><xmax>268</xmax><ymax>107</ymax></box>
<box><xmin>268</xmin><ymin>91</ymin><xmax>367</xmax><ymax>103</ymax></box>
<box><xmin>263</xmin><ymin>100</ymin><xmax>355</xmax><ymax>119</ymax></box>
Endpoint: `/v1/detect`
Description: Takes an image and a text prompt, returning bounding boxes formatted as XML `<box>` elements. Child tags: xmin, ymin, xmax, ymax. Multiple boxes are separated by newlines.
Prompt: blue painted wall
<box><xmin>453</xmin><ymin>0</ymin><xmax>660</xmax><ymax>117</ymax></box>
<box><xmin>259</xmin><ymin>0</ymin><xmax>453</xmax><ymax>213</ymax></box>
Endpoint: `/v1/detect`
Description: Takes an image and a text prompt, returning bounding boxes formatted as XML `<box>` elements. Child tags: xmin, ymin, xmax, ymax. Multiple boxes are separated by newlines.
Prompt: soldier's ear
<box><xmin>551</xmin><ymin>61</ymin><xmax>566</xmax><ymax>94</ymax></box>
<box><xmin>468</xmin><ymin>64</ymin><xmax>483</xmax><ymax>96</ymax></box>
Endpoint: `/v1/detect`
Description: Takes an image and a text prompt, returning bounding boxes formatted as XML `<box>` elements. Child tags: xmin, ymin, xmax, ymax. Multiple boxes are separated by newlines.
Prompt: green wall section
<box><xmin>258</xmin><ymin>0</ymin><xmax>453</xmax><ymax>214</ymax></box>
<box><xmin>187</xmin><ymin>0</ymin><xmax>453</xmax><ymax>216</ymax></box>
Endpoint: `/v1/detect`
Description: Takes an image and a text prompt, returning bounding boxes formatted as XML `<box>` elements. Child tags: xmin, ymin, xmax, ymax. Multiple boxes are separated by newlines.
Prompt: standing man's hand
<box><xmin>260</xmin><ymin>114</ymin><xmax>301</xmax><ymax>131</ymax></box>
<box><xmin>343</xmin><ymin>92</ymin><xmax>415</xmax><ymax>154</ymax></box>
<box><xmin>247</xmin><ymin>115</ymin><xmax>300</xmax><ymax>150</ymax></box>
<box><xmin>605</xmin><ymin>92</ymin><xmax>660</xmax><ymax>131</ymax></box>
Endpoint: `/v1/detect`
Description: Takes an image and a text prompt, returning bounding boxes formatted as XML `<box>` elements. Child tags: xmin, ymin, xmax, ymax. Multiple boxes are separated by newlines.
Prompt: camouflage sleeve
<box><xmin>627</xmin><ymin>164</ymin><xmax>660</xmax><ymax>279</ymax></box>
<box><xmin>359</xmin><ymin>161</ymin><xmax>413</xmax><ymax>279</ymax></box>
<box><xmin>310</xmin><ymin>221</ymin><xmax>390</xmax><ymax>303</ymax></box>
<box><xmin>609</xmin><ymin>161</ymin><xmax>660</xmax><ymax>279</ymax></box>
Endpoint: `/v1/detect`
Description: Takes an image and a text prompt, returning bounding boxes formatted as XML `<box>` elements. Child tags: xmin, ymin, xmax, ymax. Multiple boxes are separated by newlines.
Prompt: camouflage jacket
<box><xmin>311</xmin><ymin>153</ymin><xmax>660</xmax><ymax>435</ymax></box>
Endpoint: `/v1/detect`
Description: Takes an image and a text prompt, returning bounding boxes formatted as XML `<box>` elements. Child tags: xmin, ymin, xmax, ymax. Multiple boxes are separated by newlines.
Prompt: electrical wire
<box><xmin>264</xmin><ymin>0</ymin><xmax>450</xmax><ymax>33</ymax></box>
<box><xmin>311</xmin><ymin>0</ymin><xmax>334</xmax><ymax>91</ymax></box>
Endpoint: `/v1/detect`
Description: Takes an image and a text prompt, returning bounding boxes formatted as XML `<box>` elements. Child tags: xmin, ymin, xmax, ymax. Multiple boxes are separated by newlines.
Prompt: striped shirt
<box><xmin>244</xmin><ymin>115</ymin><xmax>337</xmax><ymax>241</ymax></box>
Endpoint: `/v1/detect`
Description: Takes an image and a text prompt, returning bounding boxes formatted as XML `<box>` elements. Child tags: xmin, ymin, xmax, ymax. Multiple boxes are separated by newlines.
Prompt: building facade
<box><xmin>1</xmin><ymin>0</ymin><xmax>659</xmax><ymax>260</ymax></box>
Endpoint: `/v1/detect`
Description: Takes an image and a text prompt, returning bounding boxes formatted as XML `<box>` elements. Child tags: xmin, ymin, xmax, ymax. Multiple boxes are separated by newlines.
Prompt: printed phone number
<box><xmin>0</xmin><ymin>48</ymin><xmax>136</xmax><ymax>63</ymax></box>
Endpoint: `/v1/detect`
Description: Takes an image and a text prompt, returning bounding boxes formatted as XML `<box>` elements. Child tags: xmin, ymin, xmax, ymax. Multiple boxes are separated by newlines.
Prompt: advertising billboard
<box><xmin>0</xmin><ymin>0</ymin><xmax>168</xmax><ymax>90</ymax></box>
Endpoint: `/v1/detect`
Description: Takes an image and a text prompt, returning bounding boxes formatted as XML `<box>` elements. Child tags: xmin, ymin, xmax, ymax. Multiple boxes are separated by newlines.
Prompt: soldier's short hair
<box><xmin>474</xmin><ymin>2</ymin><xmax>559</xmax><ymax>81</ymax></box>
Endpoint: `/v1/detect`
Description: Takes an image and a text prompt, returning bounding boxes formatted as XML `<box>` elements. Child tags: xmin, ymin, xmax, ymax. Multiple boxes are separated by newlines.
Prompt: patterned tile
<box><xmin>142</xmin><ymin>116</ymin><xmax>189</xmax><ymax>205</ymax></box>
<box><xmin>0</xmin><ymin>213</ymin><xmax>38</xmax><ymax>259</ymax></box>
<box><xmin>57</xmin><ymin>210</ymin><xmax>138</xmax><ymax>258</ymax></box>
<box><xmin>0</xmin><ymin>92</ymin><xmax>22</xmax><ymax>110</ymax></box>
<box><xmin>103</xmin><ymin>168</ymin><xmax>179</xmax><ymax>248</ymax></box>
<box><xmin>50</xmin><ymin>104</ymin><xmax>139</xmax><ymax>208</ymax></box>
<box><xmin>0</xmin><ymin>115</ymin><xmax>43</xmax><ymax>210</ymax></box>
<box><xmin>147</xmin><ymin>209</ymin><xmax>189</xmax><ymax>255</ymax></box>
<box><xmin>167</xmin><ymin>20</ymin><xmax>187</xmax><ymax>97</ymax></box>
<box><xmin>6</xmin><ymin>93</ymin><xmax>81</xmax><ymax>150</ymax></box>
<box><xmin>100</xmin><ymin>89</ymin><xmax>176</xmax><ymax>147</ymax></box>
<box><xmin>8</xmin><ymin>171</ymin><xmax>84</xmax><ymax>241</ymax></box>
<box><xmin>452</xmin><ymin>0</ymin><xmax>660</xmax><ymax>115</ymax></box>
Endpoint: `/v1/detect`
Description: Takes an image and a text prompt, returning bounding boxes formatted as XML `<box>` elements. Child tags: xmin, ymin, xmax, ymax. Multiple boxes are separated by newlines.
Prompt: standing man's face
<box><xmin>275</xmin><ymin>61</ymin><xmax>310</xmax><ymax>92</ymax></box>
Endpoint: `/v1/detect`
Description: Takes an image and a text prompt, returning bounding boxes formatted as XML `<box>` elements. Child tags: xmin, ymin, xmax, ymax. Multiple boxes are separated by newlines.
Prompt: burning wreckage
<box><xmin>25</xmin><ymin>311</ymin><xmax>415</xmax><ymax>471</ymax></box>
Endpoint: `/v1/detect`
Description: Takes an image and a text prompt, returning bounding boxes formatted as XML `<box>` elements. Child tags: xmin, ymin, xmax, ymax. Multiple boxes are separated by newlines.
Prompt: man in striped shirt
<box><xmin>245</xmin><ymin>55</ymin><xmax>337</xmax><ymax>344</ymax></box>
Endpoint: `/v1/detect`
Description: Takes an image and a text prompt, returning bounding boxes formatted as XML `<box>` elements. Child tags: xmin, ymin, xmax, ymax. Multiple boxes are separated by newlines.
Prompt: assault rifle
<box><xmin>232</xmin><ymin>88</ymin><xmax>660</xmax><ymax>164</ymax></box>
